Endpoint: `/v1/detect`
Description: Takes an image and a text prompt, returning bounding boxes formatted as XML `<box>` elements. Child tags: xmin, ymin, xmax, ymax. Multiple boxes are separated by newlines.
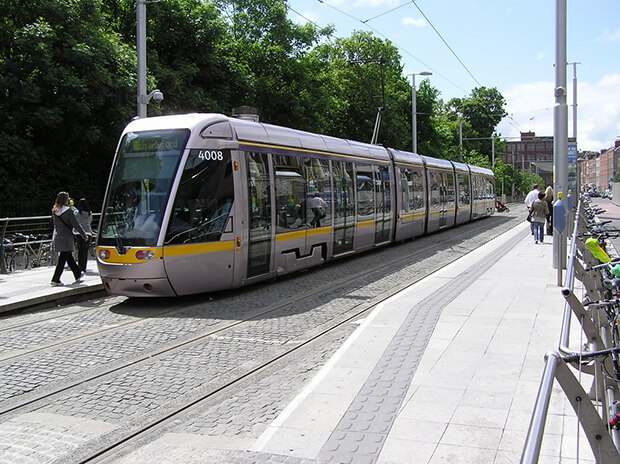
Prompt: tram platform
<box><xmin>0</xmin><ymin>260</ymin><xmax>104</xmax><ymax>314</ymax></box>
<box><xmin>241</xmin><ymin>221</ymin><xmax>594</xmax><ymax>464</ymax></box>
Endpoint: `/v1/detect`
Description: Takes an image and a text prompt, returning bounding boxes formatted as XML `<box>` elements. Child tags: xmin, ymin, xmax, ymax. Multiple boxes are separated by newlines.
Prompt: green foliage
<box><xmin>444</xmin><ymin>86</ymin><xmax>506</xmax><ymax>163</ymax></box>
<box><xmin>0</xmin><ymin>0</ymin><xmax>135</xmax><ymax>215</ymax></box>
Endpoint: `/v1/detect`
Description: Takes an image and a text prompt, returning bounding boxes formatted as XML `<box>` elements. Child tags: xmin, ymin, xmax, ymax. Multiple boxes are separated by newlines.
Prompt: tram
<box><xmin>96</xmin><ymin>113</ymin><xmax>494</xmax><ymax>297</ymax></box>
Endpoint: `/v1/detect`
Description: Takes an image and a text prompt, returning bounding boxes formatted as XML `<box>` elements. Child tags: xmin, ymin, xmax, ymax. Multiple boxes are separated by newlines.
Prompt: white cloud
<box><xmin>536</xmin><ymin>52</ymin><xmax>545</xmax><ymax>61</ymax></box>
<box><xmin>290</xmin><ymin>9</ymin><xmax>321</xmax><ymax>25</ymax></box>
<box><xmin>402</xmin><ymin>17</ymin><xmax>426</xmax><ymax>27</ymax></box>
<box><xmin>497</xmin><ymin>74</ymin><xmax>620</xmax><ymax>152</ymax></box>
<box><xmin>597</xmin><ymin>28</ymin><xmax>620</xmax><ymax>43</ymax></box>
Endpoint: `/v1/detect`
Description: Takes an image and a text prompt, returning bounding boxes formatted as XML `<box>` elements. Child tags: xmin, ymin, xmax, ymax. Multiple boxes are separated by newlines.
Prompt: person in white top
<box><xmin>308</xmin><ymin>192</ymin><xmax>328</xmax><ymax>227</ymax></box>
<box><xmin>524</xmin><ymin>184</ymin><xmax>541</xmax><ymax>209</ymax></box>
<box><xmin>524</xmin><ymin>184</ymin><xmax>541</xmax><ymax>235</ymax></box>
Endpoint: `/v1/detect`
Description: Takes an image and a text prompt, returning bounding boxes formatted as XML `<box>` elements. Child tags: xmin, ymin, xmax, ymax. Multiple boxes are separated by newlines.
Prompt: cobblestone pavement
<box><xmin>0</xmin><ymin>210</ymin><xmax>523</xmax><ymax>463</ymax></box>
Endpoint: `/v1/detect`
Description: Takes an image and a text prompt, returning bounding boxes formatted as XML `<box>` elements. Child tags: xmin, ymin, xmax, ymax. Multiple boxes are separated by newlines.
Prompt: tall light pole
<box><xmin>410</xmin><ymin>71</ymin><xmax>432</xmax><ymax>153</ymax></box>
<box><xmin>567</xmin><ymin>61</ymin><xmax>580</xmax><ymax>141</ymax></box>
<box><xmin>553</xmin><ymin>0</ymin><xmax>568</xmax><ymax>282</ymax></box>
<box><xmin>136</xmin><ymin>0</ymin><xmax>163</xmax><ymax>118</ymax></box>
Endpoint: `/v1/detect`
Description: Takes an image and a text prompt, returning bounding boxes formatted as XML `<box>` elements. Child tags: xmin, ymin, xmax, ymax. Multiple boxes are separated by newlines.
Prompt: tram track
<box><xmin>0</xmin><ymin>210</ymin><xmax>523</xmax><ymax>463</ymax></box>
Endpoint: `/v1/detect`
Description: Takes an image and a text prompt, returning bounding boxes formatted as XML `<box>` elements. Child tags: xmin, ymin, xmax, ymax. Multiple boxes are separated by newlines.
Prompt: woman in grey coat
<box><xmin>51</xmin><ymin>191</ymin><xmax>89</xmax><ymax>286</ymax></box>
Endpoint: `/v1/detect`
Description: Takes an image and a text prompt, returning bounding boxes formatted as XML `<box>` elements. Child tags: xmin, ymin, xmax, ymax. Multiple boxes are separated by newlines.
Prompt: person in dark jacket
<box><xmin>74</xmin><ymin>197</ymin><xmax>93</xmax><ymax>273</ymax></box>
<box><xmin>51</xmin><ymin>191</ymin><xmax>89</xmax><ymax>286</ymax></box>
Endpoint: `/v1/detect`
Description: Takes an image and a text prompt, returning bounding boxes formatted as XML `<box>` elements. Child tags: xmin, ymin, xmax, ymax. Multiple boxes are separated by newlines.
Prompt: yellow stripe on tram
<box><xmin>164</xmin><ymin>241</ymin><xmax>235</xmax><ymax>257</ymax></box>
<box><xmin>356</xmin><ymin>220</ymin><xmax>374</xmax><ymax>228</ymax></box>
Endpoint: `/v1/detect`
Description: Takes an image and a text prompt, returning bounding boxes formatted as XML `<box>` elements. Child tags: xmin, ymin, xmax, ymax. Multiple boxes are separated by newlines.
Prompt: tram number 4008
<box><xmin>196</xmin><ymin>150</ymin><xmax>224</xmax><ymax>161</ymax></box>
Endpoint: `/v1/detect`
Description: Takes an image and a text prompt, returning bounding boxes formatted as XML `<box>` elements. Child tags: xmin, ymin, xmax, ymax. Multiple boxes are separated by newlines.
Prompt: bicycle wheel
<box><xmin>11</xmin><ymin>250</ymin><xmax>31</xmax><ymax>271</ymax></box>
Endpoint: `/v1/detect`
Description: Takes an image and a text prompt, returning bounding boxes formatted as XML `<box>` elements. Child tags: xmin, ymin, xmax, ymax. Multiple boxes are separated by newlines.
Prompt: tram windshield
<box><xmin>99</xmin><ymin>129</ymin><xmax>190</xmax><ymax>247</ymax></box>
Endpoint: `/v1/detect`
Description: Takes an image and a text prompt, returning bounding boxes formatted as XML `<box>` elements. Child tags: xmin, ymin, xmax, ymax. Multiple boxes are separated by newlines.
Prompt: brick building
<box><xmin>581</xmin><ymin>141</ymin><xmax>620</xmax><ymax>193</ymax></box>
<box><xmin>498</xmin><ymin>132</ymin><xmax>555</xmax><ymax>190</ymax></box>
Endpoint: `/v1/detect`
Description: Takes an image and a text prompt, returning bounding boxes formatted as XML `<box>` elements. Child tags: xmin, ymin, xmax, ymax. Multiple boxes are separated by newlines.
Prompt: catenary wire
<box><xmin>411</xmin><ymin>0</ymin><xmax>481</xmax><ymax>87</ymax></box>
<box><xmin>312</xmin><ymin>0</ymin><xmax>470</xmax><ymax>95</ymax></box>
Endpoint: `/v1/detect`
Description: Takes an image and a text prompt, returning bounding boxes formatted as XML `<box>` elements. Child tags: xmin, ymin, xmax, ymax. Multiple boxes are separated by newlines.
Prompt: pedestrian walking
<box><xmin>74</xmin><ymin>197</ymin><xmax>93</xmax><ymax>273</ymax></box>
<box><xmin>530</xmin><ymin>191</ymin><xmax>550</xmax><ymax>244</ymax></box>
<box><xmin>544</xmin><ymin>186</ymin><xmax>554</xmax><ymax>236</ymax></box>
<box><xmin>524</xmin><ymin>184</ymin><xmax>541</xmax><ymax>235</ymax></box>
<box><xmin>51</xmin><ymin>191</ymin><xmax>89</xmax><ymax>286</ymax></box>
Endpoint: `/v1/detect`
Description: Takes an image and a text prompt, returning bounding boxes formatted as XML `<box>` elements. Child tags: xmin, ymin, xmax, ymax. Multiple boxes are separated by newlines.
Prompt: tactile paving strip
<box><xmin>317</xmin><ymin>231</ymin><xmax>526</xmax><ymax>463</ymax></box>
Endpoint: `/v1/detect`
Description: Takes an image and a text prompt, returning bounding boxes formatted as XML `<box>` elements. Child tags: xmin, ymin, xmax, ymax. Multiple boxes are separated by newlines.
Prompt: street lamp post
<box><xmin>410</xmin><ymin>71</ymin><xmax>432</xmax><ymax>153</ymax></box>
<box><xmin>136</xmin><ymin>0</ymin><xmax>163</xmax><ymax>118</ymax></box>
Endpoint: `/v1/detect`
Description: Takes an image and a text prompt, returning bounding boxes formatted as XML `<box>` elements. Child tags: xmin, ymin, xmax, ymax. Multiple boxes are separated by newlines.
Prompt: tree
<box><xmin>0</xmin><ymin>0</ymin><xmax>136</xmax><ymax>215</ymax></box>
<box><xmin>445</xmin><ymin>86</ymin><xmax>506</xmax><ymax>163</ymax></box>
<box><xmin>311</xmin><ymin>31</ymin><xmax>410</xmax><ymax>147</ymax></box>
<box><xmin>213</xmin><ymin>0</ymin><xmax>333</xmax><ymax>128</ymax></box>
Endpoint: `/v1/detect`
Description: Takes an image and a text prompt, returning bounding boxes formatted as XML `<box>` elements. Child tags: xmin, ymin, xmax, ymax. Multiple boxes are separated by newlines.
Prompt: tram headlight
<box><xmin>98</xmin><ymin>249</ymin><xmax>110</xmax><ymax>260</ymax></box>
<box><xmin>135</xmin><ymin>250</ymin><xmax>155</xmax><ymax>261</ymax></box>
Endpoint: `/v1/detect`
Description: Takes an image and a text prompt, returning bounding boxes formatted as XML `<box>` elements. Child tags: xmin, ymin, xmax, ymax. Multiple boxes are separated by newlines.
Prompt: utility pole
<box><xmin>136</xmin><ymin>0</ymin><xmax>163</xmax><ymax>118</ymax></box>
<box><xmin>553</xmin><ymin>0</ymin><xmax>568</xmax><ymax>282</ymax></box>
<box><xmin>409</xmin><ymin>72</ymin><xmax>432</xmax><ymax>153</ymax></box>
<box><xmin>568</xmin><ymin>62</ymin><xmax>580</xmax><ymax>141</ymax></box>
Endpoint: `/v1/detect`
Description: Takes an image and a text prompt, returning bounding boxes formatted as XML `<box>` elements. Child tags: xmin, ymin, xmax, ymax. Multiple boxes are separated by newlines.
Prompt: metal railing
<box><xmin>521</xmin><ymin>199</ymin><xmax>620</xmax><ymax>463</ymax></box>
<box><xmin>0</xmin><ymin>214</ymin><xmax>100</xmax><ymax>274</ymax></box>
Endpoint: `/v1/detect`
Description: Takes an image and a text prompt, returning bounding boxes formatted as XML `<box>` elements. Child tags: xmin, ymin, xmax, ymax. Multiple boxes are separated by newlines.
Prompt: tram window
<box><xmin>446</xmin><ymin>173</ymin><xmax>455</xmax><ymax>203</ymax></box>
<box><xmin>400</xmin><ymin>169</ymin><xmax>413</xmax><ymax>213</ymax></box>
<box><xmin>458</xmin><ymin>174</ymin><xmax>470</xmax><ymax>205</ymax></box>
<box><xmin>333</xmin><ymin>161</ymin><xmax>355</xmax><ymax>254</ymax></box>
<box><xmin>99</xmin><ymin>129</ymin><xmax>189</xmax><ymax>247</ymax></box>
<box><xmin>305</xmin><ymin>157</ymin><xmax>331</xmax><ymax>227</ymax></box>
<box><xmin>412</xmin><ymin>170</ymin><xmax>424</xmax><ymax>210</ymax></box>
<box><xmin>356</xmin><ymin>165</ymin><xmax>374</xmax><ymax>220</ymax></box>
<box><xmin>273</xmin><ymin>155</ymin><xmax>306</xmax><ymax>232</ymax></box>
<box><xmin>165</xmin><ymin>149</ymin><xmax>234</xmax><ymax>244</ymax></box>
<box><xmin>429</xmin><ymin>171</ymin><xmax>442</xmax><ymax>210</ymax></box>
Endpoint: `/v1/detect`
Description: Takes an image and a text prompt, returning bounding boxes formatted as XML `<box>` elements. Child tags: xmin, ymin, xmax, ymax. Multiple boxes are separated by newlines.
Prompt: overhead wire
<box><xmin>410</xmin><ymin>0</ymin><xmax>482</xmax><ymax>87</ymax></box>
<box><xmin>313</xmin><ymin>0</ymin><xmax>470</xmax><ymax>95</ymax></box>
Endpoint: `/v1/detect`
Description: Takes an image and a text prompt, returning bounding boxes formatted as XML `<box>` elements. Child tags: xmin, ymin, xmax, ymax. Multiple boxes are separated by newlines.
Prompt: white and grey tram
<box><xmin>96</xmin><ymin>113</ymin><xmax>494</xmax><ymax>297</ymax></box>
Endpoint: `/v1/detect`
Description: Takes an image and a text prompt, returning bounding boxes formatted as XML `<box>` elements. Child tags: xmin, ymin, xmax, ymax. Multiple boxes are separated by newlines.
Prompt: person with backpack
<box><xmin>51</xmin><ymin>191</ymin><xmax>89</xmax><ymax>286</ymax></box>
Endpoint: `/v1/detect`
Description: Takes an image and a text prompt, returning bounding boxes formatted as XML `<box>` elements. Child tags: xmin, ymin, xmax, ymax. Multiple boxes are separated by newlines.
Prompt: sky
<box><xmin>288</xmin><ymin>0</ymin><xmax>620</xmax><ymax>152</ymax></box>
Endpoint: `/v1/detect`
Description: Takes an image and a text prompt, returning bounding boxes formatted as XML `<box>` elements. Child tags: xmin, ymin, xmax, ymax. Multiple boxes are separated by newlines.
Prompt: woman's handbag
<box><xmin>526</xmin><ymin>210</ymin><xmax>533</xmax><ymax>222</ymax></box>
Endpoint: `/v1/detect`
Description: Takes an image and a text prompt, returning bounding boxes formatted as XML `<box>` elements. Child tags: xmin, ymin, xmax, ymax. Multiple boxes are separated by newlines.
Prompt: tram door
<box><xmin>375</xmin><ymin>165</ymin><xmax>391</xmax><ymax>244</ymax></box>
<box><xmin>332</xmin><ymin>161</ymin><xmax>355</xmax><ymax>255</ymax></box>
<box><xmin>428</xmin><ymin>170</ymin><xmax>448</xmax><ymax>231</ymax></box>
<box><xmin>246</xmin><ymin>152</ymin><xmax>272</xmax><ymax>278</ymax></box>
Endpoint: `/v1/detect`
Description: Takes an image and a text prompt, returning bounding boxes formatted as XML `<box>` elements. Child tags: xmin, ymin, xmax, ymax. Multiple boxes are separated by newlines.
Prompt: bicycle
<box><xmin>9</xmin><ymin>233</ymin><xmax>53</xmax><ymax>271</ymax></box>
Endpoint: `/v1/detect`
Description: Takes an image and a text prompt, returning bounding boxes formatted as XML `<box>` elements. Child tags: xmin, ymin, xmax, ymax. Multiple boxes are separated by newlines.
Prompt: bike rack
<box><xmin>0</xmin><ymin>214</ymin><xmax>100</xmax><ymax>274</ymax></box>
<box><xmin>521</xmin><ymin>198</ymin><xmax>620</xmax><ymax>463</ymax></box>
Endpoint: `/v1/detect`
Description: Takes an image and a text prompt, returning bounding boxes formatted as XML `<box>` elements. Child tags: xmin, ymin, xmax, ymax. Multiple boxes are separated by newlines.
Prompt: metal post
<box><xmin>411</xmin><ymin>73</ymin><xmax>417</xmax><ymax>153</ymax></box>
<box><xmin>137</xmin><ymin>0</ymin><xmax>147</xmax><ymax>118</ymax></box>
<box><xmin>553</xmin><ymin>0</ymin><xmax>568</xmax><ymax>278</ymax></box>
<box><xmin>568</xmin><ymin>61</ymin><xmax>580</xmax><ymax>141</ymax></box>
<box><xmin>410</xmin><ymin>72</ymin><xmax>431</xmax><ymax>154</ymax></box>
